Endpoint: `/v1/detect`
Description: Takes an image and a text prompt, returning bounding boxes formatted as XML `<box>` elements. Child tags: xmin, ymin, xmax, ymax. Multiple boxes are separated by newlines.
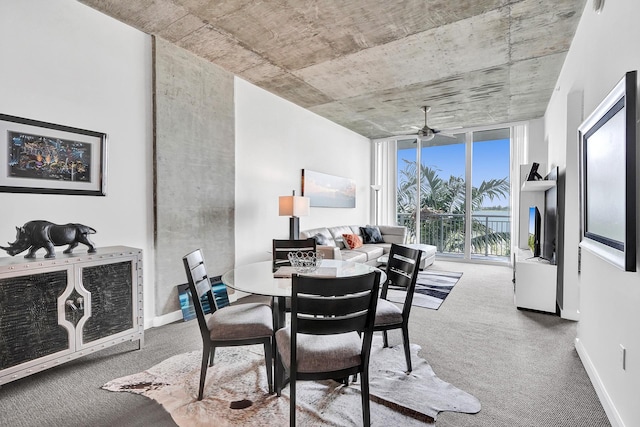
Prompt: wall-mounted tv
<box><xmin>578</xmin><ymin>70</ymin><xmax>636</xmax><ymax>272</ymax></box>
<box><xmin>528</xmin><ymin>206</ymin><xmax>541</xmax><ymax>258</ymax></box>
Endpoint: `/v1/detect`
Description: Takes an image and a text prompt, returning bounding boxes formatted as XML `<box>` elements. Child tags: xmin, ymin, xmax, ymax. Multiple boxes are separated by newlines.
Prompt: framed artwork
<box><xmin>578</xmin><ymin>70</ymin><xmax>636</xmax><ymax>272</ymax></box>
<box><xmin>302</xmin><ymin>169</ymin><xmax>356</xmax><ymax>208</ymax></box>
<box><xmin>177</xmin><ymin>275</ymin><xmax>230</xmax><ymax>322</ymax></box>
<box><xmin>0</xmin><ymin>114</ymin><xmax>107</xmax><ymax>196</ymax></box>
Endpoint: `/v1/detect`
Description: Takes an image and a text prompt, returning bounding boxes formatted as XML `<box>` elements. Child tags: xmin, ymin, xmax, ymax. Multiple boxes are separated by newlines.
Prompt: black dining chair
<box><xmin>271</xmin><ymin>238</ymin><xmax>318</xmax><ymax>319</ymax></box>
<box><xmin>272</xmin><ymin>238</ymin><xmax>317</xmax><ymax>269</ymax></box>
<box><xmin>275</xmin><ymin>270</ymin><xmax>381</xmax><ymax>427</ymax></box>
<box><xmin>373</xmin><ymin>243</ymin><xmax>423</xmax><ymax>372</ymax></box>
<box><xmin>183</xmin><ymin>249</ymin><xmax>274</xmax><ymax>399</ymax></box>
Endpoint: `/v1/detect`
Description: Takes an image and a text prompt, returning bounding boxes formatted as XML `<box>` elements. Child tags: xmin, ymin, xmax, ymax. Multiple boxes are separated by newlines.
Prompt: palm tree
<box><xmin>397</xmin><ymin>159</ymin><xmax>510</xmax><ymax>255</ymax></box>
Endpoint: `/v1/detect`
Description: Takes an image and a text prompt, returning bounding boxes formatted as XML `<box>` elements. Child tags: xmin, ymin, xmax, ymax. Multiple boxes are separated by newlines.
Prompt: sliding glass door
<box><xmin>396</xmin><ymin>128</ymin><xmax>511</xmax><ymax>261</ymax></box>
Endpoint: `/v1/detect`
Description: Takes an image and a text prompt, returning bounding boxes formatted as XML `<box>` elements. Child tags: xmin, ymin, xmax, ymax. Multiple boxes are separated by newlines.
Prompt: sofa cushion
<box><xmin>300</xmin><ymin>227</ymin><xmax>336</xmax><ymax>247</ymax></box>
<box><xmin>342</xmin><ymin>233</ymin><xmax>364</xmax><ymax>249</ymax></box>
<box><xmin>360</xmin><ymin>226</ymin><xmax>384</xmax><ymax>243</ymax></box>
<box><xmin>340</xmin><ymin>250</ymin><xmax>368</xmax><ymax>263</ymax></box>
<box><xmin>311</xmin><ymin>233</ymin><xmax>331</xmax><ymax>246</ymax></box>
<box><xmin>355</xmin><ymin>244</ymin><xmax>385</xmax><ymax>260</ymax></box>
<box><xmin>377</xmin><ymin>225</ymin><xmax>406</xmax><ymax>244</ymax></box>
<box><xmin>328</xmin><ymin>225</ymin><xmax>357</xmax><ymax>248</ymax></box>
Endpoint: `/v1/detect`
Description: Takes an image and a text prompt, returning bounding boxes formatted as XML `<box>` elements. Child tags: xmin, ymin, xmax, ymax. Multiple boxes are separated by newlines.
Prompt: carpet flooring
<box><xmin>386</xmin><ymin>270</ymin><xmax>462</xmax><ymax>310</ymax></box>
<box><xmin>103</xmin><ymin>336</ymin><xmax>480</xmax><ymax>426</ymax></box>
<box><xmin>0</xmin><ymin>260</ymin><xmax>611</xmax><ymax>427</ymax></box>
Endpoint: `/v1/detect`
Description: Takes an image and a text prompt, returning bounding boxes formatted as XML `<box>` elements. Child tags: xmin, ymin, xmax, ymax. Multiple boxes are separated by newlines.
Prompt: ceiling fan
<box><xmin>392</xmin><ymin>106</ymin><xmax>458</xmax><ymax>140</ymax></box>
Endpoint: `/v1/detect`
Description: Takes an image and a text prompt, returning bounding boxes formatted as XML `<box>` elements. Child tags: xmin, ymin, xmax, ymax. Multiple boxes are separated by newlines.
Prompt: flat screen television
<box><xmin>542</xmin><ymin>167</ymin><xmax>558</xmax><ymax>264</ymax></box>
<box><xmin>528</xmin><ymin>206</ymin><xmax>541</xmax><ymax>257</ymax></box>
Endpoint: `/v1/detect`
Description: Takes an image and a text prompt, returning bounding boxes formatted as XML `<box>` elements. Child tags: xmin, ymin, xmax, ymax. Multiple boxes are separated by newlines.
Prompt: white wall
<box><xmin>0</xmin><ymin>1</ymin><xmax>155</xmax><ymax>321</ymax></box>
<box><xmin>545</xmin><ymin>1</ymin><xmax>640</xmax><ymax>425</ymax></box>
<box><xmin>234</xmin><ymin>78</ymin><xmax>372</xmax><ymax>266</ymax></box>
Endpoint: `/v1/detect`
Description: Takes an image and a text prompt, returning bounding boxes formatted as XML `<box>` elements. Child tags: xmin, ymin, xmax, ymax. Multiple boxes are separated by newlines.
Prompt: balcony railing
<box><xmin>397</xmin><ymin>212</ymin><xmax>511</xmax><ymax>258</ymax></box>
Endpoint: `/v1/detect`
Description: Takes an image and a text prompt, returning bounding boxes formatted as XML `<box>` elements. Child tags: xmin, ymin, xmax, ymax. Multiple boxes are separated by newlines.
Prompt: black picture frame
<box><xmin>578</xmin><ymin>70</ymin><xmax>637</xmax><ymax>272</ymax></box>
<box><xmin>0</xmin><ymin>114</ymin><xmax>107</xmax><ymax>196</ymax></box>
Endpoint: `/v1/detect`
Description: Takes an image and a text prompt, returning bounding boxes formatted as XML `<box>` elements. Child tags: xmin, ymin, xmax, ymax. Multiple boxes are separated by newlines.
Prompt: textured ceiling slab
<box><xmin>78</xmin><ymin>0</ymin><xmax>587</xmax><ymax>139</ymax></box>
<box><xmin>294</xmin><ymin>8</ymin><xmax>510</xmax><ymax>101</ymax></box>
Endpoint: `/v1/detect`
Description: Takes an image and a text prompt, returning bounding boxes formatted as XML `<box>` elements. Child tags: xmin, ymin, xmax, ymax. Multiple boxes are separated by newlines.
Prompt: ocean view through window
<box><xmin>397</xmin><ymin>128</ymin><xmax>511</xmax><ymax>261</ymax></box>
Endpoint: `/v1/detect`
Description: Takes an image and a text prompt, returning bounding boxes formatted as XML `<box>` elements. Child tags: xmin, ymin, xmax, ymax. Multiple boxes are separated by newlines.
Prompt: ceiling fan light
<box><xmin>419</xmin><ymin>132</ymin><xmax>435</xmax><ymax>141</ymax></box>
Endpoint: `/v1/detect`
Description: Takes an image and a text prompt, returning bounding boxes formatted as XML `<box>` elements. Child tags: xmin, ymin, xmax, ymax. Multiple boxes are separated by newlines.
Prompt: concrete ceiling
<box><xmin>78</xmin><ymin>0</ymin><xmax>587</xmax><ymax>139</ymax></box>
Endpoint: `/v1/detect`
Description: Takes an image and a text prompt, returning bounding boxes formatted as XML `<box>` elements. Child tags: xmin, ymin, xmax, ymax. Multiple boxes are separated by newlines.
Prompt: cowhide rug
<box><xmin>103</xmin><ymin>337</ymin><xmax>480</xmax><ymax>426</ymax></box>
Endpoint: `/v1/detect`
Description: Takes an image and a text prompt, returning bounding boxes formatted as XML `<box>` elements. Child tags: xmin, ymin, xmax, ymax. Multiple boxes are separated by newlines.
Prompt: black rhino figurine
<box><xmin>0</xmin><ymin>220</ymin><xmax>97</xmax><ymax>259</ymax></box>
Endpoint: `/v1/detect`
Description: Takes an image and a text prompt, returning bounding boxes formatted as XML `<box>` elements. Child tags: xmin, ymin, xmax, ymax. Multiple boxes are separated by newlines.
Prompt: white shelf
<box><xmin>521</xmin><ymin>180</ymin><xmax>556</xmax><ymax>192</ymax></box>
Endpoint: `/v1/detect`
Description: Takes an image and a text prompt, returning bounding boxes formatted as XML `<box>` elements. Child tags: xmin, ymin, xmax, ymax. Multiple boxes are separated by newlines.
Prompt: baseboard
<box><xmin>575</xmin><ymin>338</ymin><xmax>624</xmax><ymax>427</ymax></box>
<box><xmin>144</xmin><ymin>309</ymin><xmax>183</xmax><ymax>329</ymax></box>
<box><xmin>560</xmin><ymin>308</ymin><xmax>580</xmax><ymax>321</ymax></box>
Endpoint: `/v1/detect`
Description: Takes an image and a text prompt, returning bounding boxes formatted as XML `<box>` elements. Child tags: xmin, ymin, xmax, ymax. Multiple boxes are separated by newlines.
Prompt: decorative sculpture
<box><xmin>0</xmin><ymin>220</ymin><xmax>97</xmax><ymax>259</ymax></box>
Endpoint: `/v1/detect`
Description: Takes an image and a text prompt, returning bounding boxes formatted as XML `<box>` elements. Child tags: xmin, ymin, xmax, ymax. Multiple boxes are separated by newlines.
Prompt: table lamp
<box><xmin>279</xmin><ymin>191</ymin><xmax>310</xmax><ymax>239</ymax></box>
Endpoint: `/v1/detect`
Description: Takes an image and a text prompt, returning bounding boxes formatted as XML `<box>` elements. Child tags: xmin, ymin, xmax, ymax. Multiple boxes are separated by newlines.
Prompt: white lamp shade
<box><xmin>279</xmin><ymin>195</ymin><xmax>310</xmax><ymax>217</ymax></box>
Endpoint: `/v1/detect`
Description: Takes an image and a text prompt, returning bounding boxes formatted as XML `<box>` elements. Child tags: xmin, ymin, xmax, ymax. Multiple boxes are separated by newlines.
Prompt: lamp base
<box><xmin>289</xmin><ymin>217</ymin><xmax>300</xmax><ymax>240</ymax></box>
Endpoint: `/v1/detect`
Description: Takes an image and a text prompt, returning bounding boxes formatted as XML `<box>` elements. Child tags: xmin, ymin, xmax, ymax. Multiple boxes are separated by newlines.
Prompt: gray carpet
<box><xmin>0</xmin><ymin>260</ymin><xmax>611</xmax><ymax>426</ymax></box>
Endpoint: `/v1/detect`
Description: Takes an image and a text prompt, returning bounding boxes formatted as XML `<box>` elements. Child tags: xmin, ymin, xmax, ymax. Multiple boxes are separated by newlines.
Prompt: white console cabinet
<box><xmin>0</xmin><ymin>246</ymin><xmax>143</xmax><ymax>386</ymax></box>
<box><xmin>514</xmin><ymin>249</ymin><xmax>557</xmax><ymax>313</ymax></box>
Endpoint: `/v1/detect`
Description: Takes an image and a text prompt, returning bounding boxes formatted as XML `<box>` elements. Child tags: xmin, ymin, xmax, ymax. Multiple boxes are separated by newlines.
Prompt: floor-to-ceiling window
<box><xmin>395</xmin><ymin>127</ymin><xmax>511</xmax><ymax>261</ymax></box>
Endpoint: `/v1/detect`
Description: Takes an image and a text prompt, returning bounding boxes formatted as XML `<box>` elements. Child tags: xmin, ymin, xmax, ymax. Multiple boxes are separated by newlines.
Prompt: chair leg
<box><xmin>198</xmin><ymin>344</ymin><xmax>210</xmax><ymax>401</ymax></box>
<box><xmin>275</xmin><ymin>348</ymin><xmax>283</xmax><ymax>397</ymax></box>
<box><xmin>382</xmin><ymin>330</ymin><xmax>389</xmax><ymax>348</ymax></box>
<box><xmin>360</xmin><ymin>369</ymin><xmax>371</xmax><ymax>426</ymax></box>
<box><xmin>264</xmin><ymin>339</ymin><xmax>274</xmax><ymax>394</ymax></box>
<box><xmin>401</xmin><ymin>325</ymin><xmax>412</xmax><ymax>372</ymax></box>
<box><xmin>209</xmin><ymin>346</ymin><xmax>216</xmax><ymax>367</ymax></box>
<box><xmin>289</xmin><ymin>370</ymin><xmax>296</xmax><ymax>427</ymax></box>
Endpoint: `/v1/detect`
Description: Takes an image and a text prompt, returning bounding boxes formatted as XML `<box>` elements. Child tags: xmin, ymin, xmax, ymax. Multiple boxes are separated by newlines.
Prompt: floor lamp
<box><xmin>279</xmin><ymin>191</ymin><xmax>310</xmax><ymax>240</ymax></box>
<box><xmin>371</xmin><ymin>185</ymin><xmax>382</xmax><ymax>225</ymax></box>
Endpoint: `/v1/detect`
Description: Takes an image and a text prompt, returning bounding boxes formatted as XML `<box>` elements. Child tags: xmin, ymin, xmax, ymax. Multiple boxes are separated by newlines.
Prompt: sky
<box><xmin>398</xmin><ymin>138</ymin><xmax>511</xmax><ymax>209</ymax></box>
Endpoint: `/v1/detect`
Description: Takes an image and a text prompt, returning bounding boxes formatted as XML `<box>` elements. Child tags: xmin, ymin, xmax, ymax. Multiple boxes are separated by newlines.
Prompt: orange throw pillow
<box><xmin>342</xmin><ymin>233</ymin><xmax>363</xmax><ymax>249</ymax></box>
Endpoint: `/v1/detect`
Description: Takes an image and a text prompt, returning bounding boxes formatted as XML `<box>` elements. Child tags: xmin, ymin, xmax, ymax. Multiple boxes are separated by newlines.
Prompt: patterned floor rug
<box><xmin>103</xmin><ymin>337</ymin><xmax>480</xmax><ymax>426</ymax></box>
<box><xmin>386</xmin><ymin>270</ymin><xmax>463</xmax><ymax>310</ymax></box>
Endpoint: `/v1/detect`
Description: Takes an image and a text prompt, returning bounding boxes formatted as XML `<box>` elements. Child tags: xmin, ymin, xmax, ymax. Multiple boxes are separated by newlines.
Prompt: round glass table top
<box><xmin>222</xmin><ymin>259</ymin><xmax>385</xmax><ymax>298</ymax></box>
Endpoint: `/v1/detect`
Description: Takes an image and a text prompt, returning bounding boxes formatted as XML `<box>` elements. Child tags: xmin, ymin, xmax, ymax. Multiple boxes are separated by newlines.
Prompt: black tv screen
<box><xmin>528</xmin><ymin>206</ymin><xmax>541</xmax><ymax>257</ymax></box>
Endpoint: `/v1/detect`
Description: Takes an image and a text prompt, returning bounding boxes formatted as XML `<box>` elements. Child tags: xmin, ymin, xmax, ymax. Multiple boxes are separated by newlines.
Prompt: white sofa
<box><xmin>299</xmin><ymin>225</ymin><xmax>408</xmax><ymax>266</ymax></box>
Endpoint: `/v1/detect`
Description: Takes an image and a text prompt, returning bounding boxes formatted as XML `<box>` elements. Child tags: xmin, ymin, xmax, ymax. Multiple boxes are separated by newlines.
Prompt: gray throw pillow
<box><xmin>360</xmin><ymin>226</ymin><xmax>384</xmax><ymax>244</ymax></box>
<box><xmin>312</xmin><ymin>233</ymin><xmax>331</xmax><ymax>245</ymax></box>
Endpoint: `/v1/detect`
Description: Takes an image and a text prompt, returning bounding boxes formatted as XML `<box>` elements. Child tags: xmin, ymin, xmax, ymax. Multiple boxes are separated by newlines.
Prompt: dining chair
<box><xmin>373</xmin><ymin>243</ymin><xmax>423</xmax><ymax>372</ymax></box>
<box><xmin>275</xmin><ymin>270</ymin><xmax>381</xmax><ymax>427</ymax></box>
<box><xmin>272</xmin><ymin>238</ymin><xmax>317</xmax><ymax>269</ymax></box>
<box><xmin>271</xmin><ymin>238</ymin><xmax>318</xmax><ymax>318</ymax></box>
<box><xmin>182</xmin><ymin>249</ymin><xmax>274</xmax><ymax>400</ymax></box>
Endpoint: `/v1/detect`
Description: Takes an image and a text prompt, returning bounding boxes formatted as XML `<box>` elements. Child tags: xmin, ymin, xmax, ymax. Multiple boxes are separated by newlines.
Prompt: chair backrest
<box><xmin>290</xmin><ymin>270</ymin><xmax>381</xmax><ymax>357</ymax></box>
<box><xmin>272</xmin><ymin>238</ymin><xmax>317</xmax><ymax>268</ymax></box>
<box><xmin>183</xmin><ymin>249</ymin><xmax>219</xmax><ymax>338</ymax></box>
<box><xmin>381</xmin><ymin>244</ymin><xmax>422</xmax><ymax>317</ymax></box>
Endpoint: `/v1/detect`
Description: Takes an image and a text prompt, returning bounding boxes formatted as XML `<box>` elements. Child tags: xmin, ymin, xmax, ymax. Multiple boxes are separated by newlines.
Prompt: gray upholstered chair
<box><xmin>275</xmin><ymin>270</ymin><xmax>381</xmax><ymax>427</ymax></box>
<box><xmin>183</xmin><ymin>249</ymin><xmax>274</xmax><ymax>400</ymax></box>
<box><xmin>373</xmin><ymin>243</ymin><xmax>423</xmax><ymax>372</ymax></box>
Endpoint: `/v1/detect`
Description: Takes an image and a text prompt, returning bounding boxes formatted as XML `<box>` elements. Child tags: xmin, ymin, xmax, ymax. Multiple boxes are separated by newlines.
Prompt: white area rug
<box><xmin>103</xmin><ymin>337</ymin><xmax>480</xmax><ymax>426</ymax></box>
